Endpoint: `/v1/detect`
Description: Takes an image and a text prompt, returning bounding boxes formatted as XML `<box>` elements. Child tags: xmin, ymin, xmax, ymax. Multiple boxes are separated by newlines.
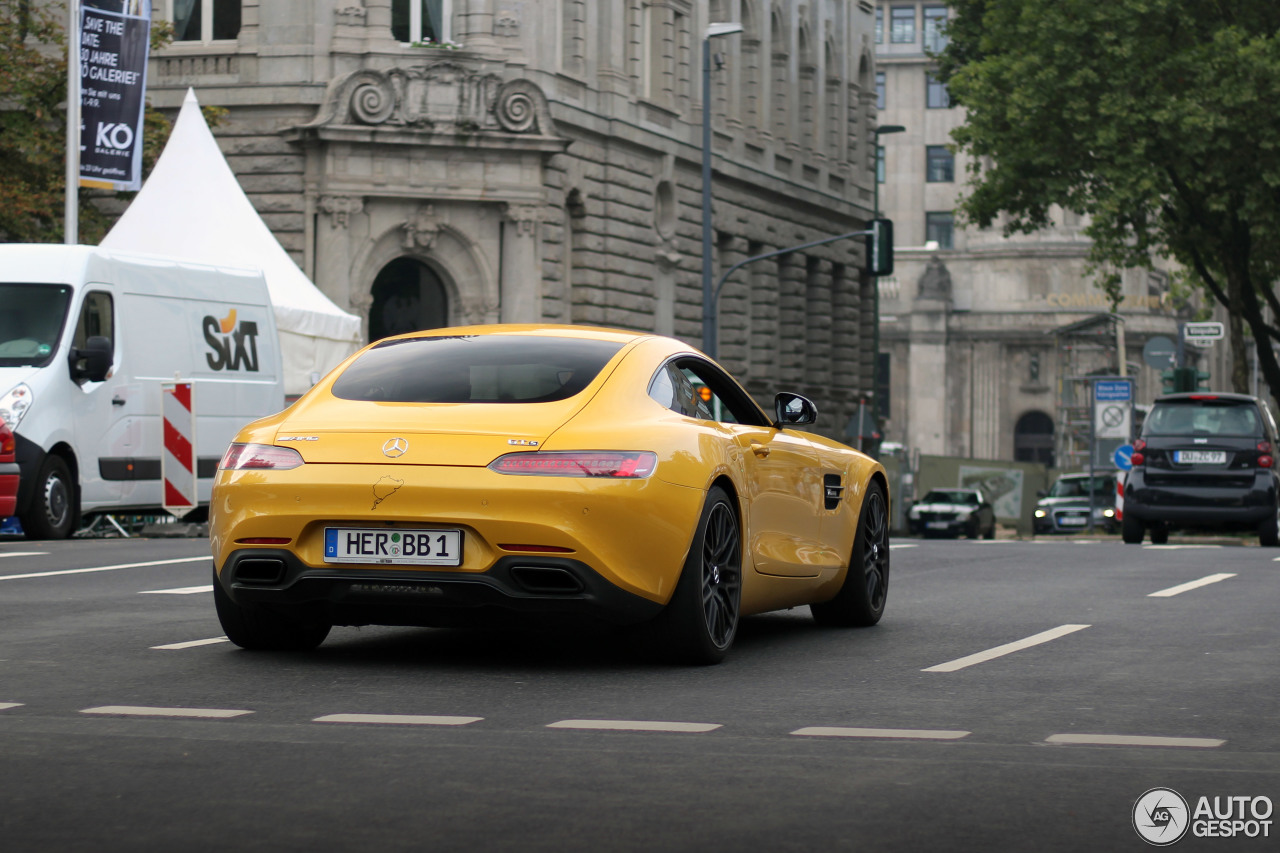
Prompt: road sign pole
<box><xmin>1089</xmin><ymin>380</ymin><xmax>1096</xmax><ymax>533</ymax></box>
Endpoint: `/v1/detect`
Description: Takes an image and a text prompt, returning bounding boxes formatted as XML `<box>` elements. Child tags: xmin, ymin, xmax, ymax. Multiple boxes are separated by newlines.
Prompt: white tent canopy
<box><xmin>102</xmin><ymin>88</ymin><xmax>362</xmax><ymax>396</ymax></box>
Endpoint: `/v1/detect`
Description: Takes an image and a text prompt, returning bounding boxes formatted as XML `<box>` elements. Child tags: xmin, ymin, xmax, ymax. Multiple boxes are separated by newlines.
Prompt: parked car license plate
<box><xmin>1174</xmin><ymin>450</ymin><xmax>1227</xmax><ymax>465</ymax></box>
<box><xmin>324</xmin><ymin>528</ymin><xmax>463</xmax><ymax>566</ymax></box>
<box><xmin>926</xmin><ymin>521</ymin><xmax>951</xmax><ymax>529</ymax></box>
<box><xmin>1059</xmin><ymin>515</ymin><xmax>1087</xmax><ymax>526</ymax></box>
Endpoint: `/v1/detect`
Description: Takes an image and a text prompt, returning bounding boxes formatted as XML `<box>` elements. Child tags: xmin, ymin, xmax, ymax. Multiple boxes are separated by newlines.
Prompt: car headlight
<box><xmin>1034</xmin><ymin>509</ymin><xmax>1046</xmax><ymax>518</ymax></box>
<box><xmin>0</xmin><ymin>383</ymin><xmax>33</xmax><ymax>428</ymax></box>
<box><xmin>1103</xmin><ymin>508</ymin><xmax>1115</xmax><ymax>518</ymax></box>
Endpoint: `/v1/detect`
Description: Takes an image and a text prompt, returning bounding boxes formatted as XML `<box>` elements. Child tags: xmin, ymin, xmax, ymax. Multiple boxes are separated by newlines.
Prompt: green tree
<box><xmin>936</xmin><ymin>0</ymin><xmax>1280</xmax><ymax>405</ymax></box>
<box><xmin>0</xmin><ymin>2</ymin><xmax>203</xmax><ymax>245</ymax></box>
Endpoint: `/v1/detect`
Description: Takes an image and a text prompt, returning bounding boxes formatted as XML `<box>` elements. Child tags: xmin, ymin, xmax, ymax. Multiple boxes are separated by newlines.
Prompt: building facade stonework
<box><xmin>138</xmin><ymin>0</ymin><xmax>884</xmax><ymax>440</ymax></box>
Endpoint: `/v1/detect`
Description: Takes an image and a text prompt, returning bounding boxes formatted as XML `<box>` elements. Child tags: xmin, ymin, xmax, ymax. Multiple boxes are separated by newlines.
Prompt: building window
<box><xmin>874</xmin><ymin>6</ymin><xmax>883</xmax><ymax>44</ymax></box>
<box><xmin>923</xmin><ymin>6</ymin><xmax>948</xmax><ymax>53</ymax></box>
<box><xmin>926</xmin><ymin>212</ymin><xmax>954</xmax><ymax>249</ymax></box>
<box><xmin>890</xmin><ymin>6</ymin><xmax>915</xmax><ymax>44</ymax></box>
<box><xmin>391</xmin><ymin>0</ymin><xmax>451</xmax><ymax>44</ymax></box>
<box><xmin>926</xmin><ymin>145</ymin><xmax>954</xmax><ymax>182</ymax></box>
<box><xmin>876</xmin><ymin>71</ymin><xmax>886</xmax><ymax>109</ymax></box>
<box><xmin>876</xmin><ymin>145</ymin><xmax>886</xmax><ymax>183</ymax></box>
<box><xmin>926</xmin><ymin>72</ymin><xmax>950</xmax><ymax>109</ymax></box>
<box><xmin>167</xmin><ymin>0</ymin><xmax>241</xmax><ymax>42</ymax></box>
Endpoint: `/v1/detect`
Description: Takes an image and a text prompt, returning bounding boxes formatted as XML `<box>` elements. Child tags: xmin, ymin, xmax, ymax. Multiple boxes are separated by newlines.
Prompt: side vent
<box><xmin>823</xmin><ymin>474</ymin><xmax>844</xmax><ymax>510</ymax></box>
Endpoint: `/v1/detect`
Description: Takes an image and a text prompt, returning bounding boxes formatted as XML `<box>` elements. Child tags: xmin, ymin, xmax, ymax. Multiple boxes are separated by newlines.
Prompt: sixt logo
<box><xmin>204</xmin><ymin>309</ymin><xmax>260</xmax><ymax>373</ymax></box>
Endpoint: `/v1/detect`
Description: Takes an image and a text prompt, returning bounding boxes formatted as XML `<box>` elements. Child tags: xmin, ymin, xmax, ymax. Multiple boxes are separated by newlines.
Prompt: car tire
<box><xmin>19</xmin><ymin>455</ymin><xmax>77</xmax><ymax>540</ymax></box>
<box><xmin>967</xmin><ymin>518</ymin><xmax>980</xmax><ymax>539</ymax></box>
<box><xmin>1149</xmin><ymin>525</ymin><xmax>1169</xmax><ymax>545</ymax></box>
<box><xmin>1260</xmin><ymin>509</ymin><xmax>1279</xmax><ymax>547</ymax></box>
<box><xmin>213</xmin><ymin>572</ymin><xmax>331</xmax><ymax>651</ymax></box>
<box><xmin>658</xmin><ymin>485</ymin><xmax>742</xmax><ymax>665</ymax></box>
<box><xmin>984</xmin><ymin>520</ymin><xmax>996</xmax><ymax>540</ymax></box>
<box><xmin>812</xmin><ymin>481</ymin><xmax>890</xmax><ymax>628</ymax></box>
<box><xmin>1121</xmin><ymin>513</ymin><xmax>1144</xmax><ymax>544</ymax></box>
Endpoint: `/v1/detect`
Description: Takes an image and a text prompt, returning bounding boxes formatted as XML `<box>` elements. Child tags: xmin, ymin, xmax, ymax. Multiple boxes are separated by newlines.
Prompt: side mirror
<box><xmin>69</xmin><ymin>335</ymin><xmax>114</xmax><ymax>383</ymax></box>
<box><xmin>1036</xmin><ymin>489</ymin><xmax>1047</xmax><ymax>498</ymax></box>
<box><xmin>774</xmin><ymin>392</ymin><xmax>817</xmax><ymax>428</ymax></box>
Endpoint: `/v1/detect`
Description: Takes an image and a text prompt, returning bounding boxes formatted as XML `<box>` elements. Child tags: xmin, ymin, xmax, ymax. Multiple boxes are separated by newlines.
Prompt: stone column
<box><xmin>500</xmin><ymin>203</ymin><xmax>542</xmax><ymax>323</ymax></box>
<box><xmin>459</xmin><ymin>0</ymin><xmax>498</xmax><ymax>52</ymax></box>
<box><xmin>777</xmin><ymin>251</ymin><xmax>808</xmax><ymax>388</ymax></box>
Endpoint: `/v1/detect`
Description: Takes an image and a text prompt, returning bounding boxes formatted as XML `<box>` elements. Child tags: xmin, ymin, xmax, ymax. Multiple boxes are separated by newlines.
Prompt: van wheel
<box><xmin>1121</xmin><ymin>513</ymin><xmax>1144</xmax><ymax>544</ymax></box>
<box><xmin>213</xmin><ymin>573</ymin><xmax>330</xmax><ymax>651</ymax></box>
<box><xmin>20</xmin><ymin>456</ymin><xmax>77</xmax><ymax>540</ymax></box>
<box><xmin>812</xmin><ymin>481</ymin><xmax>890</xmax><ymax>627</ymax></box>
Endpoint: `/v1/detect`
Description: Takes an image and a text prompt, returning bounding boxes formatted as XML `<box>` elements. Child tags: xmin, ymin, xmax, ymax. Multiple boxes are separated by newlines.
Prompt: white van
<box><xmin>0</xmin><ymin>245</ymin><xmax>285</xmax><ymax>539</ymax></box>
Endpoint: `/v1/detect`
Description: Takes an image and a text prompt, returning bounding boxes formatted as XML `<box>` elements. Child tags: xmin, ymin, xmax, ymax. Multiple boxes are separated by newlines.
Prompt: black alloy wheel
<box><xmin>659</xmin><ymin>485</ymin><xmax>742</xmax><ymax>665</ymax></box>
<box><xmin>700</xmin><ymin>500</ymin><xmax>742</xmax><ymax>650</ymax></box>
<box><xmin>812</xmin><ymin>480</ymin><xmax>889</xmax><ymax>627</ymax></box>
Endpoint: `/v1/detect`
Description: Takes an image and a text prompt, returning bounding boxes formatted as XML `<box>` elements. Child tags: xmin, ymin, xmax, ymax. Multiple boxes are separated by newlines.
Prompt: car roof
<box><xmin>1154</xmin><ymin>392</ymin><xmax>1259</xmax><ymax>404</ymax></box>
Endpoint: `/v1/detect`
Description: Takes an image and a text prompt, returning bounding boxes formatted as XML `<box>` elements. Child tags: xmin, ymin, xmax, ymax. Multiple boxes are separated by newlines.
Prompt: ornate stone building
<box><xmin>137</xmin><ymin>0</ymin><xmax>883</xmax><ymax>438</ymax></box>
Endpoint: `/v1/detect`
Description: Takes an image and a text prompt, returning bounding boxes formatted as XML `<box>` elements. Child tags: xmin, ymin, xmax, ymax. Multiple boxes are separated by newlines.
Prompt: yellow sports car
<box><xmin>210</xmin><ymin>325</ymin><xmax>889</xmax><ymax>664</ymax></box>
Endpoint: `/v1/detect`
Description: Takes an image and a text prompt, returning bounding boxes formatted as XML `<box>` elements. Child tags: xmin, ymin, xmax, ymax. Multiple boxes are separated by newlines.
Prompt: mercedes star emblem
<box><xmin>382</xmin><ymin>437</ymin><xmax>409</xmax><ymax>458</ymax></box>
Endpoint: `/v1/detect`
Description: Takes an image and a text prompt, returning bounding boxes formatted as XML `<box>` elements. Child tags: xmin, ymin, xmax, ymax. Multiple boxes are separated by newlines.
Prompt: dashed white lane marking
<box><xmin>81</xmin><ymin>705</ymin><xmax>252</xmax><ymax>719</ymax></box>
<box><xmin>0</xmin><ymin>702</ymin><xmax>24</xmax><ymax>711</ymax></box>
<box><xmin>314</xmin><ymin>713</ymin><xmax>483</xmax><ymax>726</ymax></box>
<box><xmin>0</xmin><ymin>552</ymin><xmax>48</xmax><ymax>559</ymax></box>
<box><xmin>151</xmin><ymin>637</ymin><xmax>230</xmax><ymax>650</ymax></box>
<box><xmin>1046</xmin><ymin>734</ymin><xmax>1224</xmax><ymax>749</ymax></box>
<box><xmin>922</xmin><ymin>624</ymin><xmax>1092</xmax><ymax>673</ymax></box>
<box><xmin>547</xmin><ymin>719</ymin><xmax>722</xmax><ymax>733</ymax></box>
<box><xmin>792</xmin><ymin>726</ymin><xmax>970</xmax><ymax>740</ymax></box>
<box><xmin>0</xmin><ymin>556</ymin><xmax>207</xmax><ymax>582</ymax></box>
<box><xmin>140</xmin><ymin>585</ymin><xmax>214</xmax><ymax>595</ymax></box>
<box><xmin>1143</xmin><ymin>544</ymin><xmax>1223</xmax><ymax>550</ymax></box>
<box><xmin>888</xmin><ymin>544</ymin><xmax>917</xmax><ymax>550</ymax></box>
<box><xmin>1148</xmin><ymin>573</ymin><xmax>1236</xmax><ymax>598</ymax></box>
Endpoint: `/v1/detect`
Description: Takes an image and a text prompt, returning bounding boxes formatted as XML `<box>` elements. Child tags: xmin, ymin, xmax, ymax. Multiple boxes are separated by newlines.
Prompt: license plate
<box><xmin>1059</xmin><ymin>516</ymin><xmax>1087</xmax><ymax>526</ymax></box>
<box><xmin>1174</xmin><ymin>450</ymin><xmax>1227</xmax><ymax>465</ymax></box>
<box><xmin>926</xmin><ymin>521</ymin><xmax>951</xmax><ymax>529</ymax></box>
<box><xmin>324</xmin><ymin>528</ymin><xmax>462</xmax><ymax>566</ymax></box>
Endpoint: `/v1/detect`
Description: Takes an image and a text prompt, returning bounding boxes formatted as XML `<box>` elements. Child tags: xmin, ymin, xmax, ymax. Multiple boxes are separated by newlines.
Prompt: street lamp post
<box><xmin>701</xmin><ymin>22</ymin><xmax>744</xmax><ymax>356</ymax></box>
<box><xmin>870</xmin><ymin>124</ymin><xmax>905</xmax><ymax>422</ymax></box>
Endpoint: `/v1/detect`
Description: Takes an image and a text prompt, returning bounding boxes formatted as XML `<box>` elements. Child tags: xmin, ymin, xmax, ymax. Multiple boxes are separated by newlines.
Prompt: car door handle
<box><xmin>751</xmin><ymin>443</ymin><xmax>770</xmax><ymax>458</ymax></box>
<box><xmin>112</xmin><ymin>396</ymin><xmax>126</xmax><ymax>406</ymax></box>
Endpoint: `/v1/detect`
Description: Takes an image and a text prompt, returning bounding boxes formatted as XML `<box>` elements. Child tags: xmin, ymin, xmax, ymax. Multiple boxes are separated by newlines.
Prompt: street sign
<box><xmin>1096</xmin><ymin>401</ymin><xmax>1132</xmax><ymax>439</ymax></box>
<box><xmin>1183</xmin><ymin>321</ymin><xmax>1225</xmax><ymax>342</ymax></box>
<box><xmin>1114</xmin><ymin>444</ymin><xmax>1134</xmax><ymax>471</ymax></box>
<box><xmin>1142</xmin><ymin>336</ymin><xmax>1176</xmax><ymax>369</ymax></box>
<box><xmin>1094</xmin><ymin>379</ymin><xmax>1133</xmax><ymax>402</ymax></box>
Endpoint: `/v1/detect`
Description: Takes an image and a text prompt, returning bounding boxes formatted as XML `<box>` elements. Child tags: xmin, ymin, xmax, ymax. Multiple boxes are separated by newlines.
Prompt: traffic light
<box><xmin>866</xmin><ymin>218</ymin><xmax>894</xmax><ymax>277</ymax></box>
<box><xmin>1161</xmin><ymin>367</ymin><xmax>1206</xmax><ymax>393</ymax></box>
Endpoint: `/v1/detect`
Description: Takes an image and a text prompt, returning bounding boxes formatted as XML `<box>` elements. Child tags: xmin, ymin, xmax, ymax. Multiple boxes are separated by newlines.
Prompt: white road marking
<box><xmin>0</xmin><ymin>556</ymin><xmax>208</xmax><ymax>582</ymax></box>
<box><xmin>1046</xmin><ymin>733</ymin><xmax>1224</xmax><ymax>749</ymax></box>
<box><xmin>888</xmin><ymin>544</ymin><xmax>917</xmax><ymax>550</ymax></box>
<box><xmin>140</xmin><ymin>585</ymin><xmax>214</xmax><ymax>595</ymax></box>
<box><xmin>1142</xmin><ymin>544</ymin><xmax>1222</xmax><ymax>550</ymax></box>
<box><xmin>0</xmin><ymin>702</ymin><xmax>24</xmax><ymax>711</ymax></box>
<box><xmin>81</xmin><ymin>705</ymin><xmax>252</xmax><ymax>719</ymax></box>
<box><xmin>0</xmin><ymin>552</ymin><xmax>48</xmax><ymax>559</ymax></box>
<box><xmin>547</xmin><ymin>719</ymin><xmax>722</xmax><ymax>733</ymax></box>
<box><xmin>314</xmin><ymin>714</ymin><xmax>483</xmax><ymax>726</ymax></box>
<box><xmin>922</xmin><ymin>624</ymin><xmax>1092</xmax><ymax>673</ymax></box>
<box><xmin>792</xmin><ymin>726</ymin><xmax>969</xmax><ymax>740</ymax></box>
<box><xmin>151</xmin><ymin>637</ymin><xmax>230</xmax><ymax>650</ymax></box>
<box><xmin>1148</xmin><ymin>573</ymin><xmax>1236</xmax><ymax>598</ymax></box>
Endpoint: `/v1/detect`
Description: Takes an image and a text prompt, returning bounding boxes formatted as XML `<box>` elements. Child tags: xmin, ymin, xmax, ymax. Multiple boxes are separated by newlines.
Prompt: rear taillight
<box><xmin>0</xmin><ymin>422</ymin><xmax>13</xmax><ymax>459</ymax></box>
<box><xmin>1131</xmin><ymin>452</ymin><xmax>1145</xmax><ymax>466</ymax></box>
<box><xmin>219</xmin><ymin>443</ymin><xmax>305</xmax><ymax>471</ymax></box>
<box><xmin>1260</xmin><ymin>456</ymin><xmax>1274</xmax><ymax>469</ymax></box>
<box><xmin>489</xmin><ymin>451</ymin><xmax>658</xmax><ymax>478</ymax></box>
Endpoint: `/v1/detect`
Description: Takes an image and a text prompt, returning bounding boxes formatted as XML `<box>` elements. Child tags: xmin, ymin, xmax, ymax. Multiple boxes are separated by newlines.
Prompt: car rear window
<box><xmin>1145</xmin><ymin>400</ymin><xmax>1261</xmax><ymax>436</ymax></box>
<box><xmin>331</xmin><ymin>335</ymin><xmax>625</xmax><ymax>403</ymax></box>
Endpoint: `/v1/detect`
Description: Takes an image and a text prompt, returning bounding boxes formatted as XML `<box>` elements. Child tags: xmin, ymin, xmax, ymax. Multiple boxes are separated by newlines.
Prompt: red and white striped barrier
<box><xmin>162</xmin><ymin>382</ymin><xmax>197</xmax><ymax>518</ymax></box>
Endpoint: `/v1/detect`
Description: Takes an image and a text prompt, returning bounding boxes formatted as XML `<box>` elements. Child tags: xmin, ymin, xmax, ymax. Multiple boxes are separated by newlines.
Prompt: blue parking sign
<box><xmin>1095</xmin><ymin>379</ymin><xmax>1133</xmax><ymax>402</ymax></box>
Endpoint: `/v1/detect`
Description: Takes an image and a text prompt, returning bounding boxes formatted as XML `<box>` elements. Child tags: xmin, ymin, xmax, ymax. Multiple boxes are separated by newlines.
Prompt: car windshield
<box><xmin>921</xmin><ymin>490</ymin><xmax>977</xmax><ymax>505</ymax></box>
<box><xmin>1048</xmin><ymin>477</ymin><xmax>1114</xmax><ymax>498</ymax></box>
<box><xmin>331</xmin><ymin>334</ymin><xmax>625</xmax><ymax>403</ymax></box>
<box><xmin>1145</xmin><ymin>400</ymin><xmax>1260</xmax><ymax>436</ymax></box>
<box><xmin>0</xmin><ymin>283</ymin><xmax>72</xmax><ymax>368</ymax></box>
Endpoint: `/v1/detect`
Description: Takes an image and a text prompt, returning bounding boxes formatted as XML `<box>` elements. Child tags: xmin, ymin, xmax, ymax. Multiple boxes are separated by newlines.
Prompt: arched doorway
<box><xmin>368</xmin><ymin>257</ymin><xmax>448</xmax><ymax>343</ymax></box>
<box><xmin>1014</xmin><ymin>410</ymin><xmax>1055</xmax><ymax>467</ymax></box>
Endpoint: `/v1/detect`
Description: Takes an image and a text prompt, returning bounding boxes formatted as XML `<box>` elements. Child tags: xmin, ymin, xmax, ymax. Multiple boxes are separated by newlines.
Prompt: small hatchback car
<box><xmin>1122</xmin><ymin>392</ymin><xmax>1280</xmax><ymax>545</ymax></box>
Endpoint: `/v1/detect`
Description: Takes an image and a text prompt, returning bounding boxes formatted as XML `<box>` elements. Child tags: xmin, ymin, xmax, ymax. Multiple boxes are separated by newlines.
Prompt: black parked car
<box><xmin>907</xmin><ymin>488</ymin><xmax>996</xmax><ymax>539</ymax></box>
<box><xmin>1123</xmin><ymin>392</ymin><xmax>1280</xmax><ymax>545</ymax></box>
<box><xmin>1033</xmin><ymin>473</ymin><xmax>1118</xmax><ymax>534</ymax></box>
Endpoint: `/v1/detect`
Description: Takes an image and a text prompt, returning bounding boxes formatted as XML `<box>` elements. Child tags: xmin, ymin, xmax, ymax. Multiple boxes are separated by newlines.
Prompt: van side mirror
<box><xmin>774</xmin><ymin>392</ymin><xmax>817</xmax><ymax>428</ymax></box>
<box><xmin>69</xmin><ymin>335</ymin><xmax>113</xmax><ymax>382</ymax></box>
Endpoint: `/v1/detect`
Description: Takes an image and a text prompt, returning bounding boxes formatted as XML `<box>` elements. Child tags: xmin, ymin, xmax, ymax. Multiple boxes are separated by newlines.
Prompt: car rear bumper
<box><xmin>215</xmin><ymin>549</ymin><xmax>666</xmax><ymax>628</ymax></box>
<box><xmin>1125</xmin><ymin>471</ymin><xmax>1276</xmax><ymax>528</ymax></box>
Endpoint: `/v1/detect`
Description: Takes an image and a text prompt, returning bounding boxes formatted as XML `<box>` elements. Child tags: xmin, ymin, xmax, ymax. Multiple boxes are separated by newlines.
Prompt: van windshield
<box><xmin>0</xmin><ymin>284</ymin><xmax>72</xmax><ymax>367</ymax></box>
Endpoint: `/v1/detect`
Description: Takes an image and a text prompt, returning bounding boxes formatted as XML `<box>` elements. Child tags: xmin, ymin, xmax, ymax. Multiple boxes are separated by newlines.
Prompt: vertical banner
<box><xmin>162</xmin><ymin>381</ymin><xmax>197</xmax><ymax>519</ymax></box>
<box><xmin>79</xmin><ymin>0</ymin><xmax>152</xmax><ymax>191</ymax></box>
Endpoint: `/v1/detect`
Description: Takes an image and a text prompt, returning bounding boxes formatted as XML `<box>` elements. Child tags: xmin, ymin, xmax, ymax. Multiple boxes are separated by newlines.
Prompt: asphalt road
<box><xmin>0</xmin><ymin>534</ymin><xmax>1276</xmax><ymax>852</ymax></box>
